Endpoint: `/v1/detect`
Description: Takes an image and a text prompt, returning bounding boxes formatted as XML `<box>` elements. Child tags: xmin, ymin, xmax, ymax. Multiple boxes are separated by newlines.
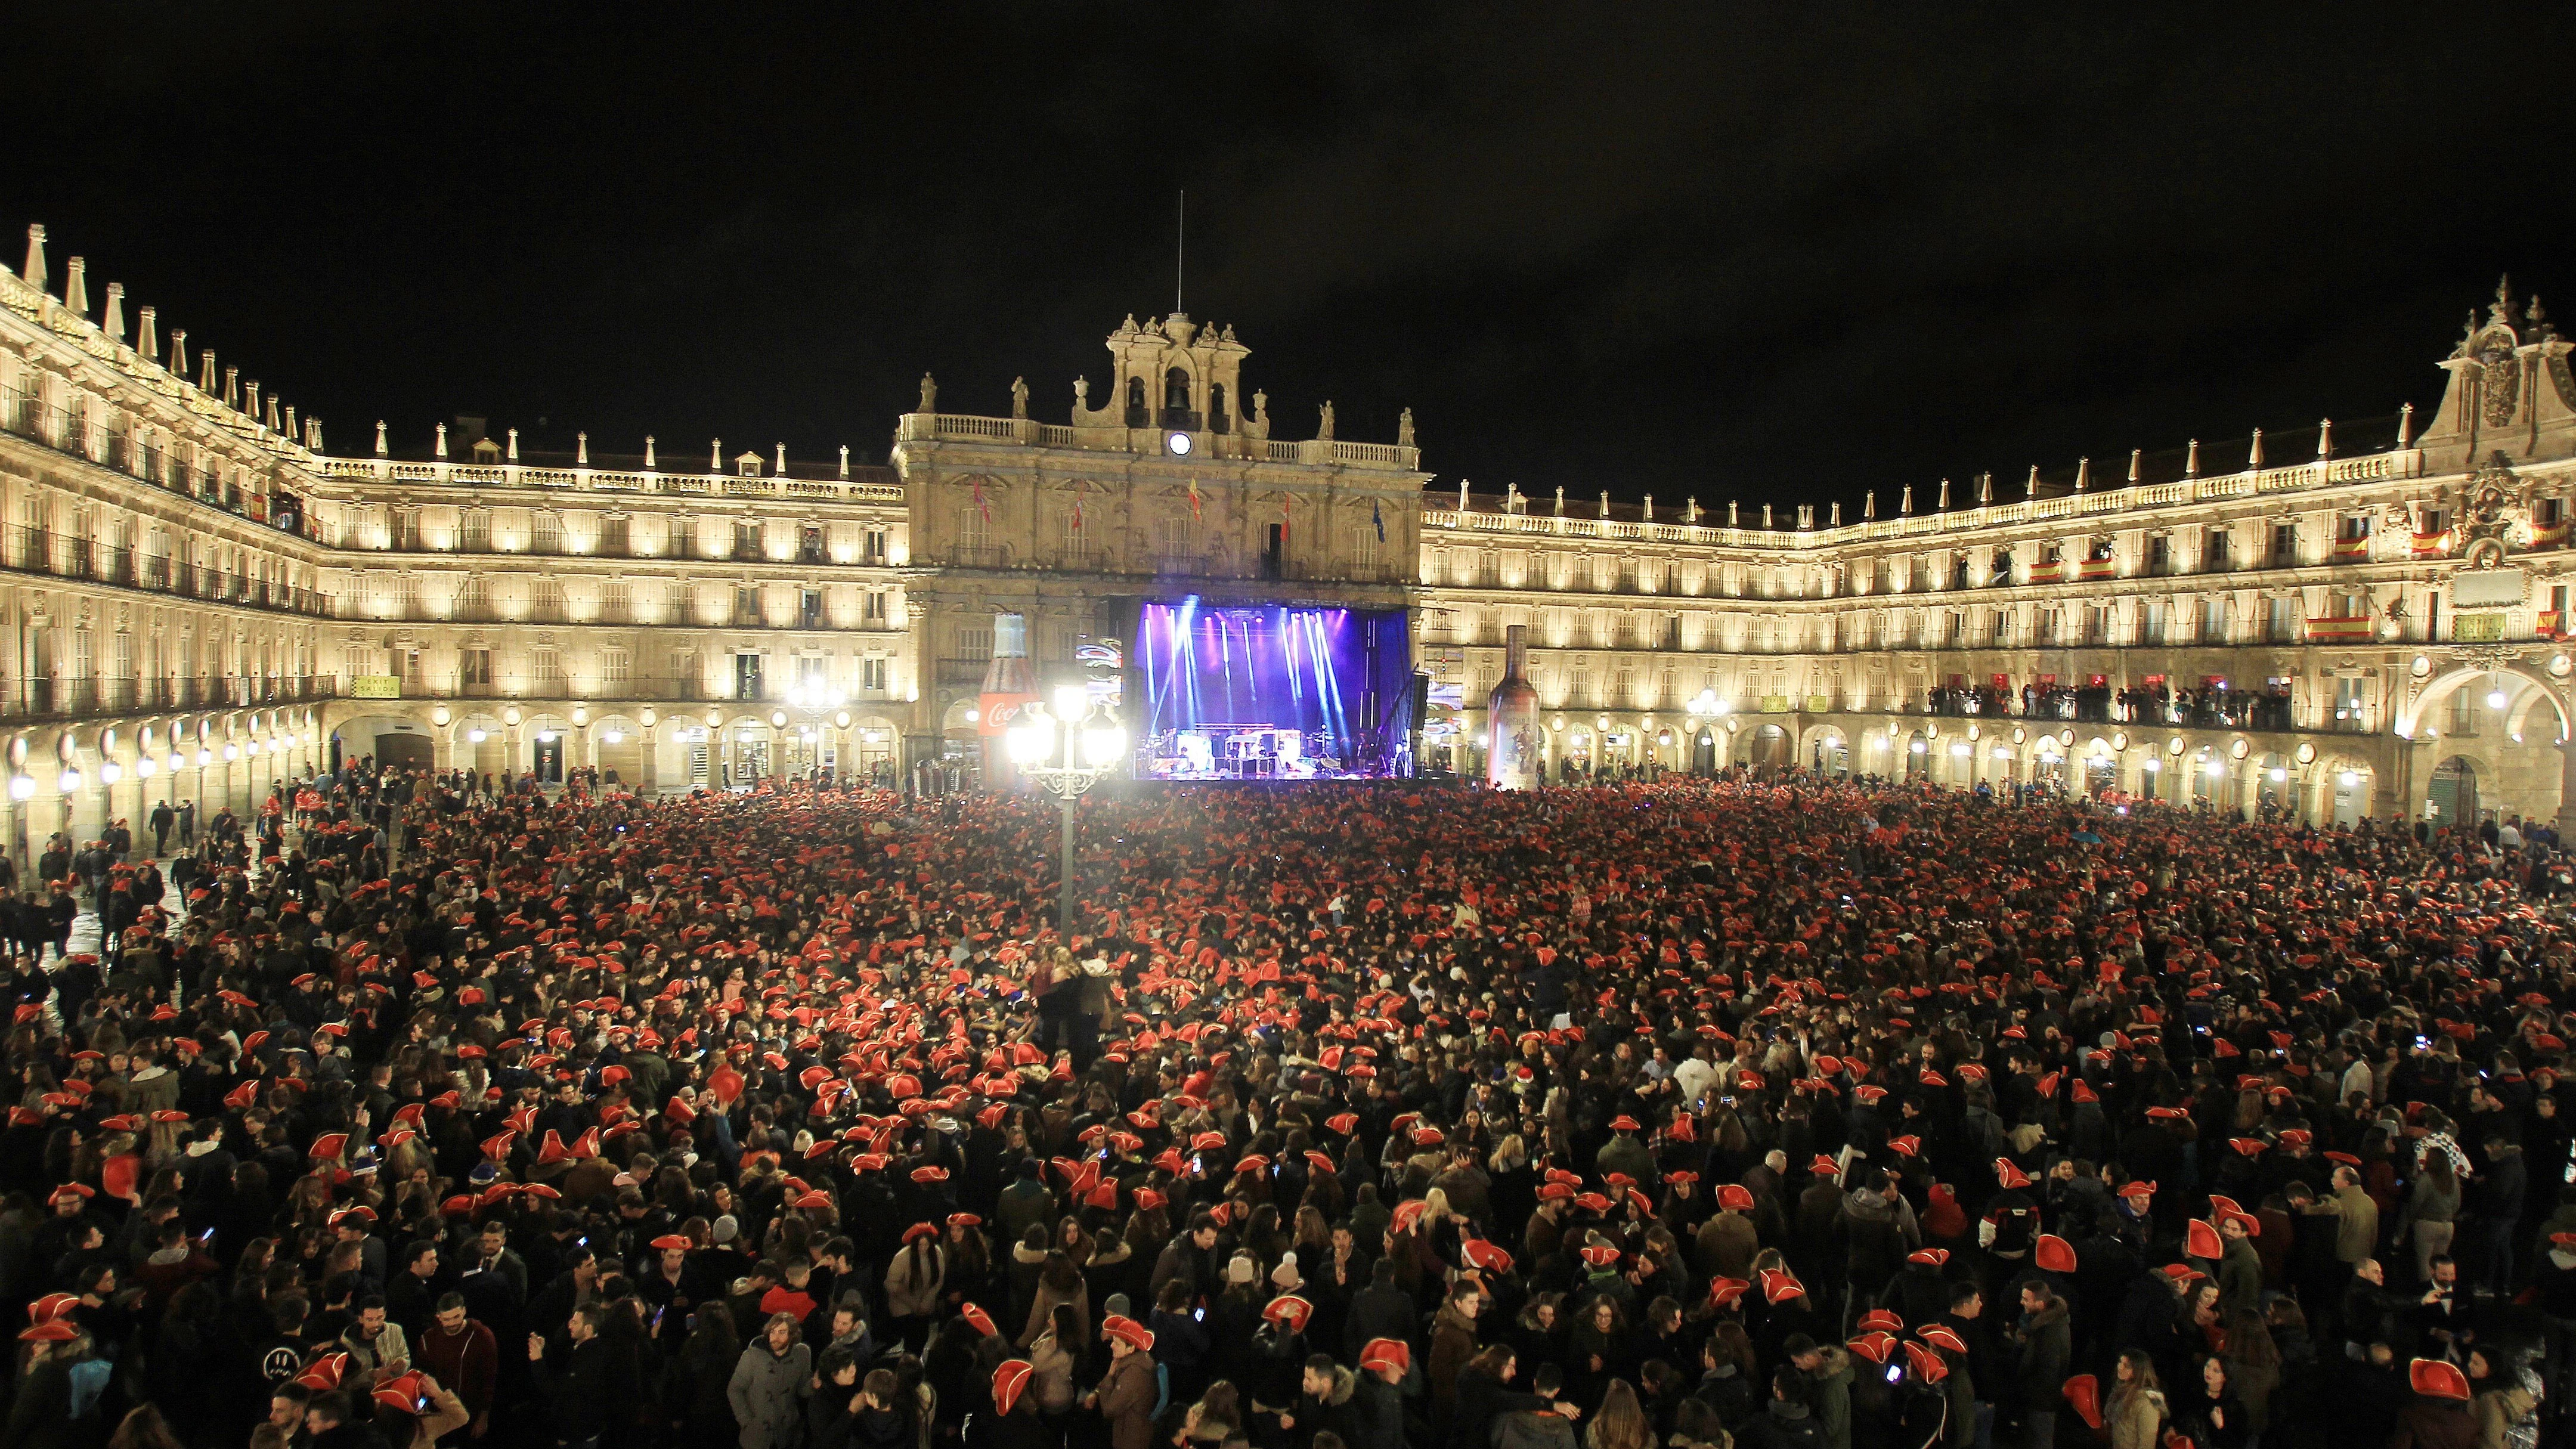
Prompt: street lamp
<box><xmin>783</xmin><ymin>677</ymin><xmax>850</xmax><ymax>778</ymax></box>
<box><xmin>1007</xmin><ymin>685</ymin><xmax>1127</xmax><ymax>937</ymax></box>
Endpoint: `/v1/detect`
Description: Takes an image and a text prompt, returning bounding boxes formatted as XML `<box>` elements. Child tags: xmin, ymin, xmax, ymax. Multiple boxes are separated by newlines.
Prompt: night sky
<box><xmin>7</xmin><ymin>5</ymin><xmax>2571</xmax><ymax>509</ymax></box>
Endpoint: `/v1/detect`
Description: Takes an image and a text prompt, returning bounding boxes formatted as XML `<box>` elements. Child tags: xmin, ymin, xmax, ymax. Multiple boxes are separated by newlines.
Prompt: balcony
<box><xmin>0</xmin><ymin>389</ymin><xmax>324</xmax><ymax>542</ymax></box>
<box><xmin>4</xmin><ymin>525</ymin><xmax>336</xmax><ymax>618</ymax></box>
<box><xmin>3</xmin><ymin>674</ymin><xmax>338</xmax><ymax>722</ymax></box>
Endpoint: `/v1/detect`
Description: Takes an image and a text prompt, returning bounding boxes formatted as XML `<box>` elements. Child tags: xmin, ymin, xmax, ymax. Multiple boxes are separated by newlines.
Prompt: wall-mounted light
<box><xmin>135</xmin><ymin>758</ymin><xmax>156</xmax><ymax>779</ymax></box>
<box><xmin>603</xmin><ymin>729</ymin><xmax>625</xmax><ymax>744</ymax></box>
<box><xmin>467</xmin><ymin>728</ymin><xmax>487</xmax><ymax>744</ymax></box>
<box><xmin>98</xmin><ymin>761</ymin><xmax>122</xmax><ymax>785</ymax></box>
<box><xmin>58</xmin><ymin>769</ymin><xmax>82</xmax><ymax>792</ymax></box>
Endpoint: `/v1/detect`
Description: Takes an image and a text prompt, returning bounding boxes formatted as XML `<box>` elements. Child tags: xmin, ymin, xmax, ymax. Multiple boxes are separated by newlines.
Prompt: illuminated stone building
<box><xmin>3</xmin><ymin>215</ymin><xmax>2571</xmax><ymax>858</ymax></box>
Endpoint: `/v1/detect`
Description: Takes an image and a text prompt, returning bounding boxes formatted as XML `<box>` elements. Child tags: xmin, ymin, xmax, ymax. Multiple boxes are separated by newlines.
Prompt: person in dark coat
<box><xmin>1743</xmin><ymin>1368</ymin><xmax>1827</xmax><ymax>1449</ymax></box>
<box><xmin>1451</xmin><ymin>1345</ymin><xmax>1577</xmax><ymax>1449</ymax></box>
<box><xmin>2008</xmin><ymin>1281</ymin><xmax>2070</xmax><ymax>1449</ymax></box>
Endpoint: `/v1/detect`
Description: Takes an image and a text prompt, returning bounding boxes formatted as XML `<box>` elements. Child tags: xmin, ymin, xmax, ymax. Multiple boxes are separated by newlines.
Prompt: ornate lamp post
<box><xmin>1007</xmin><ymin>686</ymin><xmax>1127</xmax><ymax>936</ymax></box>
<box><xmin>782</xmin><ymin>679</ymin><xmax>852</xmax><ymax>779</ymax></box>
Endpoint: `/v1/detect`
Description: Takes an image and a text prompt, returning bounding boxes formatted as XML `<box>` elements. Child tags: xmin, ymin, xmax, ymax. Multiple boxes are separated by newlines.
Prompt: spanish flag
<box><xmin>1187</xmin><ymin>478</ymin><xmax>1203</xmax><ymax>522</ymax></box>
<box><xmin>2305</xmin><ymin>615</ymin><xmax>2375</xmax><ymax>642</ymax></box>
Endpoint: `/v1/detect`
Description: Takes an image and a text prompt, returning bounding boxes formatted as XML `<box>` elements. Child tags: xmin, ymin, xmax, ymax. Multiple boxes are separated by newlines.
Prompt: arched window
<box><xmin>1209</xmin><ymin>382</ymin><xmax>1228</xmax><ymax>434</ymax></box>
<box><xmin>1164</xmin><ymin>367</ymin><xmax>1191</xmax><ymax>413</ymax></box>
<box><xmin>1124</xmin><ymin>377</ymin><xmax>1147</xmax><ymax>428</ymax></box>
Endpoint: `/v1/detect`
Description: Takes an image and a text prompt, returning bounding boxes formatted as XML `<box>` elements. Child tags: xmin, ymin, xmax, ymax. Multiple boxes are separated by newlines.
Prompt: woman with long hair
<box><xmin>2221</xmin><ymin>1309</ymin><xmax>2281</xmax><ymax>1445</ymax></box>
<box><xmin>2178</xmin><ymin>1355</ymin><xmax>2248</xmax><ymax>1449</ymax></box>
<box><xmin>666</xmin><ymin>1301</ymin><xmax>743</xmax><ymax>1445</ymax></box>
<box><xmin>2109</xmin><ymin>1351</ymin><xmax>2166</xmax><ymax>1449</ymax></box>
<box><xmin>2405</xmin><ymin>1148</ymin><xmax>2462</xmax><ymax>1285</ymax></box>
<box><xmin>1019</xmin><ymin>1250</ymin><xmax>1089</xmax><ymax>1350</ymax></box>
<box><xmin>886</xmin><ymin>1226</ymin><xmax>949</xmax><ymax>1352</ymax></box>
<box><xmin>1027</xmin><ymin>1301</ymin><xmax>1083</xmax><ymax>1433</ymax></box>
<box><xmin>1587</xmin><ymin>1379</ymin><xmax>1659</xmax><ymax>1449</ymax></box>
<box><xmin>948</xmin><ymin>1213</ymin><xmax>995</xmax><ymax>1314</ymax></box>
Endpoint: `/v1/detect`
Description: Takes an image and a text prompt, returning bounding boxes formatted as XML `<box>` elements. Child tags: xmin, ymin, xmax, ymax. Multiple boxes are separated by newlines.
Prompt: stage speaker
<box><xmin>1409</xmin><ymin>671</ymin><xmax>1431</xmax><ymax>721</ymax></box>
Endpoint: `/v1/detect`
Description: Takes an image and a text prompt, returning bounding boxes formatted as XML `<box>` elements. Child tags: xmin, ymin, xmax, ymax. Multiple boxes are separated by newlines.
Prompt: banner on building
<box><xmin>349</xmin><ymin>676</ymin><xmax>402</xmax><ymax>699</ymax></box>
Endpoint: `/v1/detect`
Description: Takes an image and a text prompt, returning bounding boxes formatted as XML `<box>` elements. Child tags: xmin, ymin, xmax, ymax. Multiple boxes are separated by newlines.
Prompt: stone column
<box><xmin>2557</xmin><ymin>731</ymin><xmax>2576</xmax><ymax>837</ymax></box>
<box><xmin>638</xmin><ymin>723</ymin><xmax>660</xmax><ymax>795</ymax></box>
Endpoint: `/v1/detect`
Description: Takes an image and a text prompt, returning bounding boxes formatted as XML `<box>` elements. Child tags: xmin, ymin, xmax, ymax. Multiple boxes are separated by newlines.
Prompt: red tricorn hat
<box><xmin>992</xmin><ymin>1360</ymin><xmax>1034</xmax><ymax>1417</ymax></box>
<box><xmin>1360</xmin><ymin>1337</ymin><xmax>1411</xmax><ymax>1375</ymax></box>
<box><xmin>1261</xmin><ymin>1295</ymin><xmax>1312</xmax><ymax>1333</ymax></box>
<box><xmin>293</xmin><ymin>1351</ymin><xmax>350</xmax><ymax>1391</ymax></box>
<box><xmin>2034</xmin><ymin>1235</ymin><xmax>2077</xmax><ymax>1274</ymax></box>
<box><xmin>2409</xmin><ymin>1358</ymin><xmax>2470</xmax><ymax>1401</ymax></box>
<box><xmin>1760</xmin><ymin>1268</ymin><xmax>1806</xmax><ymax>1305</ymax></box>
<box><xmin>2185</xmin><ymin>1220</ymin><xmax>2224</xmax><ymax>1259</ymax></box>
<box><xmin>1717</xmin><ymin>1184</ymin><xmax>1756</xmax><ymax>1211</ymax></box>
<box><xmin>2064</xmin><ymin>1375</ymin><xmax>2103</xmax><ymax>1430</ymax></box>
<box><xmin>373</xmin><ymin>1372</ymin><xmax>428</xmax><ymax>1414</ymax></box>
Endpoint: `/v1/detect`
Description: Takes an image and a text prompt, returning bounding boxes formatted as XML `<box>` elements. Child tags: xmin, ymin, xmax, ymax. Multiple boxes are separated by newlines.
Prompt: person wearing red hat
<box><xmin>2392</xmin><ymin>1358</ymin><xmax>2474</xmax><ymax>1449</ymax></box>
<box><xmin>1600</xmin><ymin>1116</ymin><xmax>1656</xmax><ymax>1186</ymax></box>
<box><xmin>1086</xmin><ymin>1315</ymin><xmax>1159</xmax><ymax>1449</ymax></box>
<box><xmin>1701</xmin><ymin>1184</ymin><xmax>1760</xmax><ymax>1282</ymax></box>
<box><xmin>2210</xmin><ymin>1211</ymin><xmax>2265</xmax><ymax>1323</ymax></box>
<box><xmin>974</xmin><ymin>1360</ymin><xmax>1048</xmax><ymax>1449</ymax></box>
<box><xmin>1981</xmin><ymin>1157</ymin><xmax>2040</xmax><ymax>1284</ymax></box>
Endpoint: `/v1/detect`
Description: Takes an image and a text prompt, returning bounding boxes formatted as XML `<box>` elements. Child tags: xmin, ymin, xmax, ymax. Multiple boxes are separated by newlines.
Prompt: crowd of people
<box><xmin>1</xmin><ymin>764</ymin><xmax>2572</xmax><ymax>1449</ymax></box>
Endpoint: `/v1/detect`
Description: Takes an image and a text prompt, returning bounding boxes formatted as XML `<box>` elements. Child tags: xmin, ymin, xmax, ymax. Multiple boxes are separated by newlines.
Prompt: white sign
<box><xmin>2453</xmin><ymin>569</ymin><xmax>2527</xmax><ymax>608</ymax></box>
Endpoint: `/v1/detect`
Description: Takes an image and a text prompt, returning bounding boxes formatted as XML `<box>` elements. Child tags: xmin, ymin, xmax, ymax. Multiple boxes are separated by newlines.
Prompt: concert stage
<box><xmin>1133</xmin><ymin>599</ymin><xmax>1414</xmax><ymax>781</ymax></box>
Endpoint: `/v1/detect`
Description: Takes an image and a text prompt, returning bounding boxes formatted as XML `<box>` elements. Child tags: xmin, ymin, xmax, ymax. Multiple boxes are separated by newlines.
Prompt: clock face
<box><xmin>1166</xmin><ymin>431</ymin><xmax>1193</xmax><ymax>456</ymax></box>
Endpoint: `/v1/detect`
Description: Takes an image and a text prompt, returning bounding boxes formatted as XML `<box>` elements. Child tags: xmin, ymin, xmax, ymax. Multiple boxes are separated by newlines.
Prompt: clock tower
<box><xmin>1070</xmin><ymin>312</ymin><xmax>1265</xmax><ymax>457</ymax></box>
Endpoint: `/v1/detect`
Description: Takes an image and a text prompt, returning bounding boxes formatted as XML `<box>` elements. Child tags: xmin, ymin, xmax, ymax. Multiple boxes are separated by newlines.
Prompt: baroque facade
<box><xmin>3</xmin><ymin>216</ymin><xmax>2573</xmax><ymax>864</ymax></box>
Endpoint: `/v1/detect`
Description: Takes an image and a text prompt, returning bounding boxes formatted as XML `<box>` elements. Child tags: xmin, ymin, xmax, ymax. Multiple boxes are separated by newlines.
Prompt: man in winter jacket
<box><xmin>532</xmin><ymin>1304</ymin><xmax>620</xmax><ymax>1449</ymax></box>
<box><xmin>727</xmin><ymin>1310</ymin><xmax>815</xmax><ymax>1449</ymax></box>
<box><xmin>1743</xmin><ymin>1368</ymin><xmax>1826</xmax><ymax>1449</ymax></box>
<box><xmin>1350</xmin><ymin>1339</ymin><xmax>1410</xmax><ymax>1449</ymax></box>
<box><xmin>2010</xmin><ymin>1281</ymin><xmax>2071</xmax><ymax>1449</ymax></box>
<box><xmin>1788</xmin><ymin>1336</ymin><xmax>1854</xmax><ymax>1449</ymax></box>
<box><xmin>1280</xmin><ymin>1354</ymin><xmax>1358</xmax><ymax>1449</ymax></box>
